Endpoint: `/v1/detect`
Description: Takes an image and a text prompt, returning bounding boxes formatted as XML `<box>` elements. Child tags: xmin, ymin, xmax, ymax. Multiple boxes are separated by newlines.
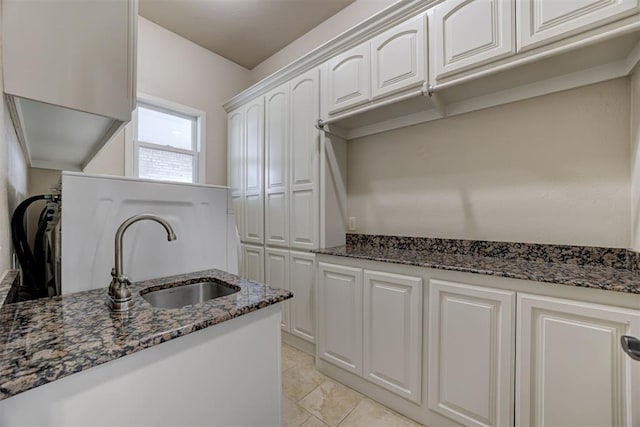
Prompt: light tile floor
<box><xmin>282</xmin><ymin>343</ymin><xmax>423</xmax><ymax>427</ymax></box>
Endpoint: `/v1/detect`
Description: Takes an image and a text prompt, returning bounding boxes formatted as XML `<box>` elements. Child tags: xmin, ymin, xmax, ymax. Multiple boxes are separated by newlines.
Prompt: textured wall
<box><xmin>348</xmin><ymin>78</ymin><xmax>631</xmax><ymax>247</ymax></box>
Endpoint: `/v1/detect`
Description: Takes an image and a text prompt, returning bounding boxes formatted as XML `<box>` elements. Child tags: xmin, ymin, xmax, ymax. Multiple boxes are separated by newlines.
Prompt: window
<box><xmin>128</xmin><ymin>95</ymin><xmax>205</xmax><ymax>183</ymax></box>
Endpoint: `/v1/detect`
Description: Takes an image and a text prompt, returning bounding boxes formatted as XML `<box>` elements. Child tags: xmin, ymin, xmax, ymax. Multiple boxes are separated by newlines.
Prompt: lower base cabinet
<box><xmin>317</xmin><ymin>262</ymin><xmax>423</xmax><ymax>401</ymax></box>
<box><xmin>265</xmin><ymin>248</ymin><xmax>316</xmax><ymax>344</ymax></box>
<box><xmin>516</xmin><ymin>294</ymin><xmax>640</xmax><ymax>427</ymax></box>
<box><xmin>316</xmin><ymin>256</ymin><xmax>640</xmax><ymax>427</ymax></box>
<box><xmin>428</xmin><ymin>280</ymin><xmax>515</xmax><ymax>427</ymax></box>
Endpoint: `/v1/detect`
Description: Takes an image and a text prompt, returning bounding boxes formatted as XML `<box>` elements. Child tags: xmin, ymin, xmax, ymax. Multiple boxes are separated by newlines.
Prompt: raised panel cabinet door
<box><xmin>265</xmin><ymin>84</ymin><xmax>290</xmax><ymax>247</ymax></box>
<box><xmin>326</xmin><ymin>42</ymin><xmax>371</xmax><ymax>114</ymax></box>
<box><xmin>243</xmin><ymin>193</ymin><xmax>263</xmax><ymax>244</ymax></box>
<box><xmin>227</xmin><ymin>109</ymin><xmax>244</xmax><ymax>197</ymax></box>
<box><xmin>242</xmin><ymin>98</ymin><xmax>264</xmax><ymax>244</ymax></box>
<box><xmin>242</xmin><ymin>244</ymin><xmax>264</xmax><ymax>283</ymax></box>
<box><xmin>243</xmin><ymin>98</ymin><xmax>264</xmax><ymax>196</ymax></box>
<box><xmin>265</xmin><ymin>248</ymin><xmax>290</xmax><ymax>331</ymax></box>
<box><xmin>290</xmin><ymin>69</ymin><xmax>320</xmax><ymax>250</ymax></box>
<box><xmin>232</xmin><ymin>196</ymin><xmax>243</xmax><ymax>244</ymax></box>
<box><xmin>363</xmin><ymin>270</ymin><xmax>422</xmax><ymax>403</ymax></box>
<box><xmin>317</xmin><ymin>262</ymin><xmax>363</xmax><ymax>375</ymax></box>
<box><xmin>516</xmin><ymin>294</ymin><xmax>640</xmax><ymax>427</ymax></box>
<box><xmin>290</xmin><ymin>251</ymin><xmax>316</xmax><ymax>343</ymax></box>
<box><xmin>428</xmin><ymin>280</ymin><xmax>515</xmax><ymax>427</ymax></box>
<box><xmin>517</xmin><ymin>0</ymin><xmax>640</xmax><ymax>51</ymax></box>
<box><xmin>430</xmin><ymin>0</ymin><xmax>515</xmax><ymax>80</ymax></box>
<box><xmin>371</xmin><ymin>13</ymin><xmax>426</xmax><ymax>99</ymax></box>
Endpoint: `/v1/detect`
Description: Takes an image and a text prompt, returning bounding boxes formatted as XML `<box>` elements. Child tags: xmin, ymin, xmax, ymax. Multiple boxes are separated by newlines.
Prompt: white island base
<box><xmin>0</xmin><ymin>304</ymin><xmax>282</xmax><ymax>427</ymax></box>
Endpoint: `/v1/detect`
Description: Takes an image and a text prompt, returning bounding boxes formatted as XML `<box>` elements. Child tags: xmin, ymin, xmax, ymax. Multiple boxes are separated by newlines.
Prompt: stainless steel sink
<box><xmin>141</xmin><ymin>281</ymin><xmax>239</xmax><ymax>309</ymax></box>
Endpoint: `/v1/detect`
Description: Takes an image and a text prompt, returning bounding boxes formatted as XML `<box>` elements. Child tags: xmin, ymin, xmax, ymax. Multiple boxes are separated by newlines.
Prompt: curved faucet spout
<box><xmin>114</xmin><ymin>214</ymin><xmax>177</xmax><ymax>279</ymax></box>
<box><xmin>108</xmin><ymin>214</ymin><xmax>177</xmax><ymax>312</ymax></box>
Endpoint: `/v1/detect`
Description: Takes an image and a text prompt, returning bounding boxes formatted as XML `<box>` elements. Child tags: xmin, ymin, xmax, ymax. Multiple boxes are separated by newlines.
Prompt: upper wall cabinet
<box><xmin>3</xmin><ymin>0</ymin><xmax>137</xmax><ymax>170</ymax></box>
<box><xmin>370</xmin><ymin>13</ymin><xmax>426</xmax><ymax>99</ymax></box>
<box><xmin>325</xmin><ymin>12</ymin><xmax>427</xmax><ymax>116</ymax></box>
<box><xmin>517</xmin><ymin>0</ymin><xmax>640</xmax><ymax>51</ymax></box>
<box><xmin>430</xmin><ymin>0</ymin><xmax>515</xmax><ymax>81</ymax></box>
<box><xmin>326</xmin><ymin>42</ymin><xmax>371</xmax><ymax>114</ymax></box>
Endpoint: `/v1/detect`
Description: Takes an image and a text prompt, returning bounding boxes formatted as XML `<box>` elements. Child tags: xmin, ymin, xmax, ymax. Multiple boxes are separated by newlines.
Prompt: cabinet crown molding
<box><xmin>222</xmin><ymin>0</ymin><xmax>436</xmax><ymax>112</ymax></box>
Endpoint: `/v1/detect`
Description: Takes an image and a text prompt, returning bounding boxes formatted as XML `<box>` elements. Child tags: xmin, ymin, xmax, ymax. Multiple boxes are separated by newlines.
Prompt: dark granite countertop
<box><xmin>0</xmin><ymin>269</ymin><xmax>292</xmax><ymax>401</ymax></box>
<box><xmin>314</xmin><ymin>244</ymin><xmax>640</xmax><ymax>294</ymax></box>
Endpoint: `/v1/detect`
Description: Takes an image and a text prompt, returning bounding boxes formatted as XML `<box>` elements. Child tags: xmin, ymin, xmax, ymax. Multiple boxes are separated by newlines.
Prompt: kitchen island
<box><xmin>0</xmin><ymin>269</ymin><xmax>292</xmax><ymax>426</ymax></box>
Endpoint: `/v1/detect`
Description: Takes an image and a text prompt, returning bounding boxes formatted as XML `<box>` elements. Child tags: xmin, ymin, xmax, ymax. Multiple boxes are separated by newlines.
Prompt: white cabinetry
<box><xmin>326</xmin><ymin>43</ymin><xmax>371</xmax><ymax>114</ymax></box>
<box><xmin>370</xmin><ymin>13</ymin><xmax>426</xmax><ymax>99</ymax></box>
<box><xmin>227</xmin><ymin>99</ymin><xmax>265</xmax><ymax>246</ymax></box>
<box><xmin>325</xmin><ymin>13</ymin><xmax>427</xmax><ymax>116</ymax></box>
<box><xmin>2</xmin><ymin>0</ymin><xmax>137</xmax><ymax>170</ymax></box>
<box><xmin>430</xmin><ymin>0</ymin><xmax>515</xmax><ymax>80</ymax></box>
<box><xmin>227</xmin><ymin>109</ymin><xmax>244</xmax><ymax>239</ymax></box>
<box><xmin>243</xmin><ymin>98</ymin><xmax>265</xmax><ymax>245</ymax></box>
<box><xmin>265</xmin><ymin>248</ymin><xmax>290</xmax><ymax>330</ymax></box>
<box><xmin>242</xmin><ymin>244</ymin><xmax>264</xmax><ymax>283</ymax></box>
<box><xmin>290</xmin><ymin>70</ymin><xmax>320</xmax><ymax>250</ymax></box>
<box><xmin>517</xmin><ymin>0</ymin><xmax>640</xmax><ymax>51</ymax></box>
<box><xmin>363</xmin><ymin>270</ymin><xmax>422</xmax><ymax>403</ymax></box>
<box><xmin>317</xmin><ymin>262</ymin><xmax>363</xmax><ymax>375</ymax></box>
<box><xmin>516</xmin><ymin>294</ymin><xmax>640</xmax><ymax>427</ymax></box>
<box><xmin>317</xmin><ymin>262</ymin><xmax>423</xmax><ymax>401</ymax></box>
<box><xmin>264</xmin><ymin>84</ymin><xmax>290</xmax><ymax>247</ymax></box>
<box><xmin>290</xmin><ymin>251</ymin><xmax>317</xmax><ymax>343</ymax></box>
<box><xmin>428</xmin><ymin>280</ymin><xmax>515</xmax><ymax>427</ymax></box>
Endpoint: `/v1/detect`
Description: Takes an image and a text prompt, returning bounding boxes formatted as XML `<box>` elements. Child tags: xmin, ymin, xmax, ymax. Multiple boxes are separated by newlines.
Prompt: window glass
<box><xmin>138</xmin><ymin>146</ymin><xmax>193</xmax><ymax>183</ymax></box>
<box><xmin>137</xmin><ymin>106</ymin><xmax>193</xmax><ymax>151</ymax></box>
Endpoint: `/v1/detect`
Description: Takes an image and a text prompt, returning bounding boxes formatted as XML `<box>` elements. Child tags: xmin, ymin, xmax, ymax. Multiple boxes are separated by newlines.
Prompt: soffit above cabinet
<box><xmin>6</xmin><ymin>96</ymin><xmax>123</xmax><ymax>171</ymax></box>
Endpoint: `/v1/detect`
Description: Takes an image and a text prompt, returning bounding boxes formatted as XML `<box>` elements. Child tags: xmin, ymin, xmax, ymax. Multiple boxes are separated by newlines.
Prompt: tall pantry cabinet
<box><xmin>228</xmin><ymin>67</ymin><xmax>344</xmax><ymax>346</ymax></box>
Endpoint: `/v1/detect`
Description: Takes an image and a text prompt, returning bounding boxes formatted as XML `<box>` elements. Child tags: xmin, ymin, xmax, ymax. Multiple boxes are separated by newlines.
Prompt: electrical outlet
<box><xmin>348</xmin><ymin>217</ymin><xmax>357</xmax><ymax>231</ymax></box>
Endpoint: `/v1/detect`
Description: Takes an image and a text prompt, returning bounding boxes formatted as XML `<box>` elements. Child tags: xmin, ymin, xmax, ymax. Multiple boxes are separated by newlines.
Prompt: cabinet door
<box><xmin>517</xmin><ymin>0</ymin><xmax>640</xmax><ymax>51</ymax></box>
<box><xmin>430</xmin><ymin>0</ymin><xmax>515</xmax><ymax>80</ymax></box>
<box><xmin>264</xmin><ymin>84</ymin><xmax>290</xmax><ymax>247</ymax></box>
<box><xmin>290</xmin><ymin>251</ymin><xmax>316</xmax><ymax>343</ymax></box>
<box><xmin>227</xmin><ymin>109</ymin><xmax>244</xmax><ymax>196</ymax></box>
<box><xmin>317</xmin><ymin>262</ymin><xmax>363</xmax><ymax>375</ymax></box>
<box><xmin>242</xmin><ymin>244</ymin><xmax>264</xmax><ymax>283</ymax></box>
<box><xmin>231</xmin><ymin>196</ymin><xmax>243</xmax><ymax>244</ymax></box>
<box><xmin>265</xmin><ymin>248</ymin><xmax>290</xmax><ymax>331</ymax></box>
<box><xmin>326</xmin><ymin>42</ymin><xmax>371</xmax><ymax>114</ymax></box>
<box><xmin>428</xmin><ymin>280</ymin><xmax>515</xmax><ymax>427</ymax></box>
<box><xmin>3</xmin><ymin>0</ymin><xmax>135</xmax><ymax>121</ymax></box>
<box><xmin>517</xmin><ymin>294</ymin><xmax>640</xmax><ymax>427</ymax></box>
<box><xmin>242</xmin><ymin>98</ymin><xmax>264</xmax><ymax>244</ymax></box>
<box><xmin>371</xmin><ymin>13</ymin><xmax>426</xmax><ymax>99</ymax></box>
<box><xmin>363</xmin><ymin>270</ymin><xmax>422</xmax><ymax>403</ymax></box>
<box><xmin>289</xmin><ymin>69</ymin><xmax>320</xmax><ymax>250</ymax></box>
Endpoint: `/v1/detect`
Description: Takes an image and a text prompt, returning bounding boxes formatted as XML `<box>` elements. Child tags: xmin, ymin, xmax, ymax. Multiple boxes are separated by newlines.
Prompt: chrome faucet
<box><xmin>107</xmin><ymin>214</ymin><xmax>177</xmax><ymax>312</ymax></box>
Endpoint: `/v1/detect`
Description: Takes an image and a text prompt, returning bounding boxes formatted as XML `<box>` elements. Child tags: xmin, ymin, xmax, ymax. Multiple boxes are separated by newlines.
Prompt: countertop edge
<box><xmin>313</xmin><ymin>247</ymin><xmax>640</xmax><ymax>295</ymax></box>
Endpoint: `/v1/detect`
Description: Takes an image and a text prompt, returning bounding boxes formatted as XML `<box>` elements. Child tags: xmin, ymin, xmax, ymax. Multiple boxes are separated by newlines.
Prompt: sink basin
<box><xmin>141</xmin><ymin>281</ymin><xmax>239</xmax><ymax>309</ymax></box>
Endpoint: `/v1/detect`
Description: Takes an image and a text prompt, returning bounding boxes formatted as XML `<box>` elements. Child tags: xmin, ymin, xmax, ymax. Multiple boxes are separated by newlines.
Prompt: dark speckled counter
<box><xmin>314</xmin><ymin>235</ymin><xmax>640</xmax><ymax>294</ymax></box>
<box><xmin>0</xmin><ymin>269</ymin><xmax>292</xmax><ymax>401</ymax></box>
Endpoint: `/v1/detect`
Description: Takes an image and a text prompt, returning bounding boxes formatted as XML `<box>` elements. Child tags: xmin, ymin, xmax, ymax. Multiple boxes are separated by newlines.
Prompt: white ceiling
<box><xmin>138</xmin><ymin>0</ymin><xmax>357</xmax><ymax>70</ymax></box>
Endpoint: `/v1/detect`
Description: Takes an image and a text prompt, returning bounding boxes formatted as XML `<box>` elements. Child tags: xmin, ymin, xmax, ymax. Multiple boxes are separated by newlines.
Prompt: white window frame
<box><xmin>125</xmin><ymin>92</ymin><xmax>206</xmax><ymax>184</ymax></box>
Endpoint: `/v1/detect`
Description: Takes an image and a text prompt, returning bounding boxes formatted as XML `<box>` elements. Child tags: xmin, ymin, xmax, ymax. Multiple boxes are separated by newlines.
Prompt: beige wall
<box><xmin>84</xmin><ymin>16</ymin><xmax>252</xmax><ymax>185</ymax></box>
<box><xmin>250</xmin><ymin>0</ymin><xmax>398</xmax><ymax>82</ymax></box>
<box><xmin>348</xmin><ymin>78</ymin><xmax>631</xmax><ymax>247</ymax></box>
<box><xmin>0</xmin><ymin>0</ymin><xmax>29</xmax><ymax>271</ymax></box>
<box><xmin>631</xmin><ymin>69</ymin><xmax>640</xmax><ymax>250</ymax></box>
